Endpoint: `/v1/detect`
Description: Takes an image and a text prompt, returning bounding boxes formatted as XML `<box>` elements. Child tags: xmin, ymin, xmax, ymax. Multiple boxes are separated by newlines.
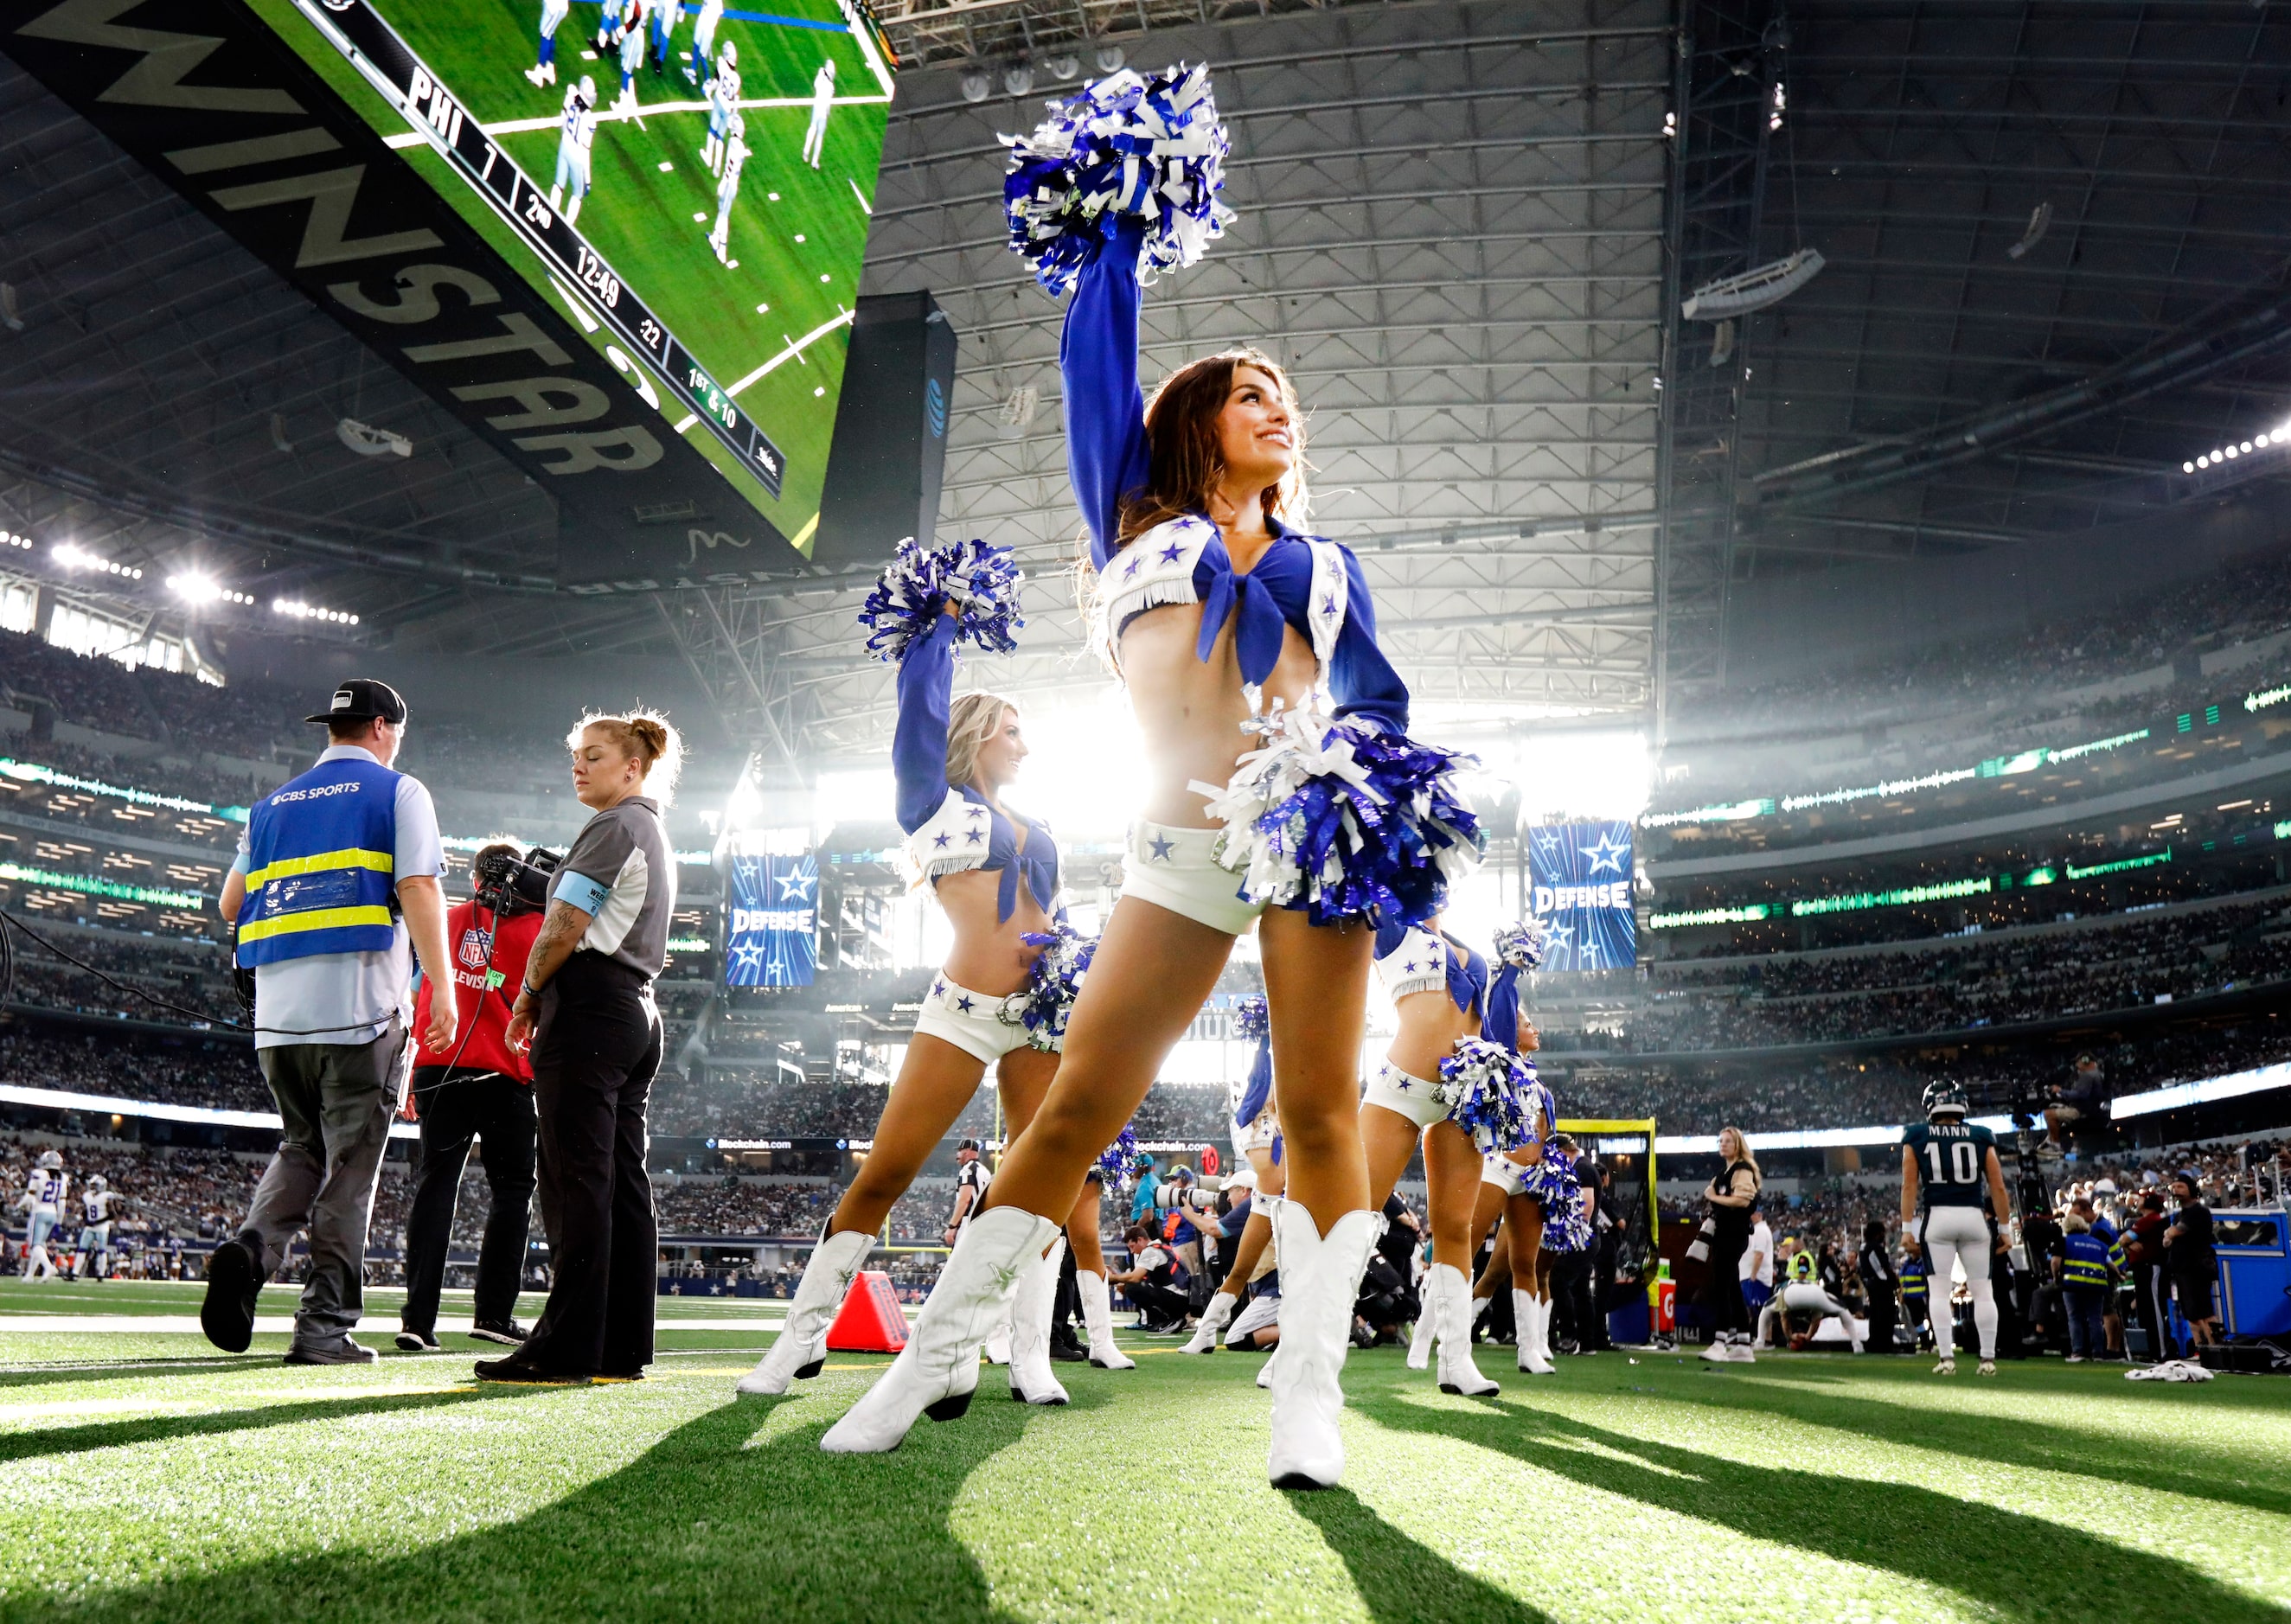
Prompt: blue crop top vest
<box><xmin>1062</xmin><ymin>214</ymin><xmax>1412</xmax><ymax>735</ymax></box>
<box><xmin>892</xmin><ymin>612</ymin><xmax>1061</xmax><ymax>924</ymax></box>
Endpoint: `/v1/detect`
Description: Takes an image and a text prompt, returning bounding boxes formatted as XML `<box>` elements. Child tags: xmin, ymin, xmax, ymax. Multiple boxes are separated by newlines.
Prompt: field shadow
<box><xmin>0</xmin><ymin>1356</ymin><xmax>275</xmax><ymax>1391</ymax></box>
<box><xmin>0</xmin><ymin>1382</ymin><xmax>534</xmax><ymax>1465</ymax></box>
<box><xmin>1666</xmin><ymin>1372</ymin><xmax>2291</xmax><ymax>1519</ymax></box>
<box><xmin>1359</xmin><ymin>1393</ymin><xmax>2289</xmax><ymax>1624</ymax></box>
<box><xmin>53</xmin><ymin>1391</ymin><xmax>1036</xmax><ymax>1624</ymax></box>
<box><xmin>1289</xmin><ymin>1486</ymin><xmax>1553</xmax><ymax>1624</ymax></box>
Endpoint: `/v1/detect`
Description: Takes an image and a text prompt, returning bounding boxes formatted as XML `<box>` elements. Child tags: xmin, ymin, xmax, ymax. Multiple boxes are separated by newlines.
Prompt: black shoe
<box><xmin>474</xmin><ymin>1357</ymin><xmax>588</xmax><ymax>1385</ymax></box>
<box><xmin>396</xmin><ymin>1329</ymin><xmax>441</xmax><ymax>1352</ymax></box>
<box><xmin>285</xmin><ymin>1336</ymin><xmax>377</xmax><ymax>1365</ymax></box>
<box><xmin>198</xmin><ymin>1239</ymin><xmax>262</xmax><ymax>1353</ymax></box>
<box><xmin>470</xmin><ymin>1319</ymin><xmax>529</xmax><ymax>1346</ymax></box>
<box><xmin>1047</xmin><ymin>1327</ymin><xmax>1086</xmax><ymax>1364</ymax></box>
<box><xmin>594</xmin><ymin>1368</ymin><xmax>646</xmax><ymax>1384</ymax></box>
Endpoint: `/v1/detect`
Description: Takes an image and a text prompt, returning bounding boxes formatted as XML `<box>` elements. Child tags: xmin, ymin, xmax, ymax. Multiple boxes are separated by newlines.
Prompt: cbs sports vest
<box><xmin>234</xmin><ymin>757</ymin><xmax>401</xmax><ymax>968</ymax></box>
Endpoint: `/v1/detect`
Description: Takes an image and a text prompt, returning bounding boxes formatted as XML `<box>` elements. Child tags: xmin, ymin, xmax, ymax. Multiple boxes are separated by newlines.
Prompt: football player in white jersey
<box><xmin>613</xmin><ymin>0</ymin><xmax>650</xmax><ymax>113</ymax></box>
<box><xmin>801</xmin><ymin>57</ymin><xmax>835</xmax><ymax>168</ymax></box>
<box><xmin>688</xmin><ymin>0</ymin><xmax>722</xmax><ymax>86</ymax></box>
<box><xmin>525</xmin><ymin>0</ymin><xmax>569</xmax><ymax>86</ymax></box>
<box><xmin>707</xmin><ymin>113</ymin><xmax>747</xmax><ymax>262</ymax></box>
<box><xmin>647</xmin><ymin>0</ymin><xmax>678</xmax><ymax>76</ymax></box>
<box><xmin>548</xmin><ymin>78</ymin><xmax>598</xmax><ymax>225</ymax></box>
<box><xmin>703</xmin><ymin>40</ymin><xmax>739</xmax><ymax>174</ymax></box>
<box><xmin>16</xmin><ymin>1149</ymin><xmax>65</xmax><ymax>1281</ymax></box>
<box><xmin>72</xmin><ymin>1174</ymin><xmax>116</xmax><ymax>1281</ymax></box>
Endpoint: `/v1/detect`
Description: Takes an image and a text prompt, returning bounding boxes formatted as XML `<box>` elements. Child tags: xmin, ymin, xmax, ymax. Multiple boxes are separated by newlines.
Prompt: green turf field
<box><xmin>258</xmin><ymin>0</ymin><xmax>892</xmax><ymax>545</ymax></box>
<box><xmin>3</xmin><ymin>1281</ymin><xmax>2289</xmax><ymax>1622</ymax></box>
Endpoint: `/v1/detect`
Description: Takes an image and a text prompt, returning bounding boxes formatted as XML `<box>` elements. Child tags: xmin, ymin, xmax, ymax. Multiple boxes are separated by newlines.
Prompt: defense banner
<box><xmin>1527</xmin><ymin>820</ymin><xmax>1636</xmax><ymax>972</ymax></box>
<box><xmin>725</xmin><ymin>852</ymin><xmax>818</xmax><ymax>988</ymax></box>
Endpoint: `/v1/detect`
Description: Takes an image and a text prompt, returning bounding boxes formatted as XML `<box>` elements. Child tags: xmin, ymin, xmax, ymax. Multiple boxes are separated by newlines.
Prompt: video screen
<box><xmin>259</xmin><ymin>0</ymin><xmax>894</xmax><ymax>549</ymax></box>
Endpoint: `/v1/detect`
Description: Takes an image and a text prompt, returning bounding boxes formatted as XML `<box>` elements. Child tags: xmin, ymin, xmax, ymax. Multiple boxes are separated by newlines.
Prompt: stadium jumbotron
<box><xmin>1</xmin><ymin>0</ymin><xmax>2290</xmax><ymax>1617</ymax></box>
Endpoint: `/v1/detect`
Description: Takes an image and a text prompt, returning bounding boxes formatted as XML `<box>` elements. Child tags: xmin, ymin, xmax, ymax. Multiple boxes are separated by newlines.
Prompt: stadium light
<box><xmin>958</xmin><ymin>64</ymin><xmax>989</xmax><ymax>102</ymax></box>
<box><xmin>168</xmin><ymin>572</ymin><xmax>254</xmax><ymax>607</ymax></box>
<box><xmin>52</xmin><ymin>542</ymin><xmax>141</xmax><ymax>579</ymax></box>
<box><xmin>272</xmin><ymin>598</ymin><xmax>361</xmax><ymax>627</ymax></box>
<box><xmin>0</xmin><ymin>531</ymin><xmax>29</xmax><ymax>551</ymax></box>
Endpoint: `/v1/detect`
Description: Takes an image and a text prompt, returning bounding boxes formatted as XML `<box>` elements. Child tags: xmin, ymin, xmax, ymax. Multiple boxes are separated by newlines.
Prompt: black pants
<box><xmin>401</xmin><ymin>1066</ymin><xmax>537</xmax><ymax>1334</ymax></box>
<box><xmin>1704</xmin><ymin>1227</ymin><xmax>1751</xmax><ymax>1335</ymax></box>
<box><xmin>521</xmin><ymin>956</ymin><xmax>662</xmax><ymax>1376</ymax></box>
<box><xmin>1550</xmin><ymin>1251</ymin><xmax>1596</xmax><ymax>1349</ymax></box>
<box><xmin>1865</xmin><ymin>1298</ymin><xmax>1899</xmax><ymax>1352</ymax></box>
<box><xmin>1127</xmin><ymin>1280</ymin><xmax>1188</xmax><ymax>1327</ymax></box>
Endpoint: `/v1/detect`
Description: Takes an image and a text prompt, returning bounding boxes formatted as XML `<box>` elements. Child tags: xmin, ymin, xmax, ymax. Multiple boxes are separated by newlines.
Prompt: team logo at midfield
<box><xmin>458</xmin><ymin>926</ymin><xmax>494</xmax><ymax>969</ymax></box>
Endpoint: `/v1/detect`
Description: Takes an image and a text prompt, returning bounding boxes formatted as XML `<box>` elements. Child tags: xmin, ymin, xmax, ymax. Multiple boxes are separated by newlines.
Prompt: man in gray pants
<box><xmin>205</xmin><ymin>679</ymin><xmax>457</xmax><ymax>1363</ymax></box>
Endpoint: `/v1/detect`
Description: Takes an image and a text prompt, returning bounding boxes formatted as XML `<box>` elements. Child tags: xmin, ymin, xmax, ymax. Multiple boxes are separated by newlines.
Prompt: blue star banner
<box><xmin>726</xmin><ymin>853</ymin><xmax>819</xmax><ymax>988</ymax></box>
<box><xmin>1526</xmin><ymin>821</ymin><xmax>1636</xmax><ymax>973</ymax></box>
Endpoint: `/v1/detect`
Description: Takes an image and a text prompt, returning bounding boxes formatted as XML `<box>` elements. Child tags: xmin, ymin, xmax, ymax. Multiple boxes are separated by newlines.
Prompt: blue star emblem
<box><xmin>933</xmin><ymin>832</ymin><xmax>951</xmax><ymax>847</ymax></box>
<box><xmin>776</xmin><ymin>867</ymin><xmax>817</xmax><ymax>901</ymax></box>
<box><xmin>932</xmin><ymin>980</ymin><xmax>947</xmax><ymax>999</ymax></box>
<box><xmin>1321</xmin><ymin>593</ymin><xmax>1338</xmax><ymax>617</ymax></box>
<box><xmin>1123</xmin><ymin>554</ymin><xmax>1142</xmax><ymax>579</ymax></box>
<box><xmin>1395</xmin><ymin>1074</ymin><xmax>1414</xmax><ymax>1091</ymax></box>
<box><xmin>1158</xmin><ymin>540</ymin><xmax>1182</xmax><ymax>562</ymax></box>
<box><xmin>1148</xmin><ymin>834</ymin><xmax>1175</xmax><ymax>861</ymax></box>
<box><xmin>1403</xmin><ymin>958</ymin><xmax>1419</xmax><ymax>974</ymax></box>
<box><xmin>955</xmin><ymin>994</ymin><xmax>975</xmax><ymax>1013</ymax></box>
<box><xmin>1584</xmin><ymin>830</ymin><xmax>1630</xmax><ymax>876</ymax></box>
<box><xmin>965</xmin><ymin>829</ymin><xmax>983</xmax><ymax>844</ymax></box>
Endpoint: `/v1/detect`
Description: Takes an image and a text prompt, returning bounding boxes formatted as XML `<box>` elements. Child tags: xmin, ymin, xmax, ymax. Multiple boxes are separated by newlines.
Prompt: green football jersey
<box><xmin>1902</xmin><ymin>1121</ymin><xmax>1995</xmax><ymax>1208</ymax></box>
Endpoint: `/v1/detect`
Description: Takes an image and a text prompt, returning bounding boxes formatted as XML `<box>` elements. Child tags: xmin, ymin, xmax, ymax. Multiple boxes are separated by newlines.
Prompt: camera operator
<box><xmin>395</xmin><ymin>842</ymin><xmax>552</xmax><ymax>1353</ymax></box>
<box><xmin>1109</xmin><ymin>1223</ymin><xmax>1189</xmax><ymax>1333</ymax></box>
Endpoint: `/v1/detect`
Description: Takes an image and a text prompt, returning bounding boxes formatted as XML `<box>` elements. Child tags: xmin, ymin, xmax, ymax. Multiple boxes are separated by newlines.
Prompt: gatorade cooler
<box><xmin>1654</xmin><ymin>1272</ymin><xmax>1676</xmax><ymax>1334</ymax></box>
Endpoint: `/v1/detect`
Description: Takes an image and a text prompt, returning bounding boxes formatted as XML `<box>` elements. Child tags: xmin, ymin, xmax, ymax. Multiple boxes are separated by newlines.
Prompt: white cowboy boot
<box><xmin>1405</xmin><ymin>1293</ymin><xmax>1437</xmax><ymax>1371</ymax></box>
<box><xmin>1181</xmin><ymin>1290</ymin><xmax>1235</xmax><ymax>1354</ymax></box>
<box><xmin>821</xmin><ymin>1207</ymin><xmax>1056</xmax><ymax>1455</ymax></box>
<box><xmin>1430</xmin><ymin>1263</ymin><xmax>1499</xmax><ymax>1397</ymax></box>
<box><xmin>1078</xmin><ymin>1269</ymin><xmax>1135</xmax><ymax>1370</ymax></box>
<box><xmin>736</xmin><ymin>1228</ymin><xmax>871</xmax><ymax>1395</ymax></box>
<box><xmin>1265</xmin><ymin>1201</ymin><xmax>1379</xmax><ymax>1490</ymax></box>
<box><xmin>982</xmin><ymin>1297</ymin><xmax>1012</xmax><ymax>1366</ymax></box>
<box><xmin>1007</xmin><ymin>1235</ymin><xmax>1070</xmax><ymax>1405</ymax></box>
<box><xmin>1514</xmin><ymin>1289</ymin><xmax>1554</xmax><ymax>1375</ymax></box>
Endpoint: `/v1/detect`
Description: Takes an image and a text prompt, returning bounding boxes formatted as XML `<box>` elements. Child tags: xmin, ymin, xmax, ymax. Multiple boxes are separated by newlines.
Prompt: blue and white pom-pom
<box><xmin>1200</xmin><ymin>705</ymin><xmax>1486</xmax><ymax>928</ymax></box>
<box><xmin>995</xmin><ymin>924</ymin><xmax>1098</xmax><ymax>1051</ymax></box>
<box><xmin>1438</xmin><ymin>1037</ymin><xmax>1535</xmax><ymax>1156</ymax></box>
<box><xmin>1001</xmin><ymin>62</ymin><xmax>1236</xmax><ymax>297</ymax></box>
<box><xmin>1493</xmin><ymin>918</ymin><xmax>1546</xmax><ymax>972</ymax></box>
<box><xmin>1093</xmin><ymin>1125</ymin><xmax>1140</xmax><ymax>1189</ymax></box>
<box><xmin>1234</xmin><ymin>994</ymin><xmax>1270</xmax><ymax>1043</ymax></box>
<box><xmin>858</xmin><ymin>536</ymin><xmax>1025</xmax><ymax>662</ymax></box>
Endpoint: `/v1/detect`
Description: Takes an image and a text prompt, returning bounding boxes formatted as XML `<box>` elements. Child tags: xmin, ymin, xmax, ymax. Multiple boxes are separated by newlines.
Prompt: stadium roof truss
<box><xmin>4</xmin><ymin>0</ymin><xmax>2288</xmax><ymax>770</ymax></box>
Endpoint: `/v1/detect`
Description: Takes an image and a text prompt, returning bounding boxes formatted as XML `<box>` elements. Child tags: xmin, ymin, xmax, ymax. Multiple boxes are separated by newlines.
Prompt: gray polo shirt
<box><xmin>552</xmin><ymin>795</ymin><xmax>675</xmax><ymax>979</ymax></box>
<box><xmin>231</xmin><ymin>744</ymin><xmax>445</xmax><ymax>1049</ymax></box>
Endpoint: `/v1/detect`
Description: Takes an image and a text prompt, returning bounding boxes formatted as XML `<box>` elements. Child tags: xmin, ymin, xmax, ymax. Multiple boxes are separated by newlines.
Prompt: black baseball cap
<box><xmin>305</xmin><ymin>678</ymin><xmax>407</xmax><ymax>726</ymax></box>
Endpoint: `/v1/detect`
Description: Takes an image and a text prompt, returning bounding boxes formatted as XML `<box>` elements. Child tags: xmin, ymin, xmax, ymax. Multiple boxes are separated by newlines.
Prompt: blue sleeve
<box><xmin>892</xmin><ymin>612</ymin><xmax>956</xmax><ymax>833</ymax></box>
<box><xmin>1060</xmin><ymin>214</ymin><xmax>1151</xmax><ymax>569</ymax></box>
<box><xmin>1328</xmin><ymin>545</ymin><xmax>1411</xmax><ymax>732</ymax></box>
<box><xmin>1484</xmin><ymin>964</ymin><xmax>1520</xmax><ymax>1052</ymax></box>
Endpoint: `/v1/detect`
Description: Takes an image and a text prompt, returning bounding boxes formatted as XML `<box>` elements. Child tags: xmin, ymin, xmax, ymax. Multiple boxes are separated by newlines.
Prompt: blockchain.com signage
<box><xmin>725</xmin><ymin>853</ymin><xmax>819</xmax><ymax>988</ymax></box>
<box><xmin>1527</xmin><ymin>822</ymin><xmax>1636</xmax><ymax>972</ymax></box>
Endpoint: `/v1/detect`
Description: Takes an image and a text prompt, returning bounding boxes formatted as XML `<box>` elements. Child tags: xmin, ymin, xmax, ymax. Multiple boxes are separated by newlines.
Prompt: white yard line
<box><xmin>0</xmin><ymin>1314</ymin><xmax>785</xmax><ymax>1334</ymax></box>
<box><xmin>381</xmin><ymin>93</ymin><xmax>890</xmax><ymax>148</ymax></box>
<box><xmin>726</xmin><ymin>306</ymin><xmax>853</xmax><ymax>398</ymax></box>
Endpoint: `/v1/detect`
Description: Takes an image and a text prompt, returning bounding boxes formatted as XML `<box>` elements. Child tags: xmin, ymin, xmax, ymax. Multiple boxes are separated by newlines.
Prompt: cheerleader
<box><xmin>1358</xmin><ymin>920</ymin><xmax>1547</xmax><ymax>1398</ymax></box>
<box><xmin>1073</xmin><ymin>1130</ymin><xmax>1140</xmax><ymax>1370</ymax></box>
<box><xmin>1465</xmin><ymin>940</ymin><xmax>1587</xmax><ymax>1376</ymax></box>
<box><xmin>1181</xmin><ymin>996</ymin><xmax>1286</xmax><ymax>1354</ymax></box>
<box><xmin>822</xmin><ymin>66</ymin><xmax>1481</xmax><ymax>1487</ymax></box>
<box><xmin>739</xmin><ymin>547</ymin><xmax>1084</xmax><ymax>1409</ymax></box>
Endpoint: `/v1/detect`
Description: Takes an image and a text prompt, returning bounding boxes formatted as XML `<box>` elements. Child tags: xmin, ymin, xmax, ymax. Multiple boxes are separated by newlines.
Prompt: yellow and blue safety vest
<box><xmin>2060</xmin><ymin>1231</ymin><xmax>2112</xmax><ymax>1291</ymax></box>
<box><xmin>234</xmin><ymin>757</ymin><xmax>400</xmax><ymax>968</ymax></box>
<box><xmin>1900</xmin><ymin>1261</ymin><xmax>1928</xmax><ymax>1301</ymax></box>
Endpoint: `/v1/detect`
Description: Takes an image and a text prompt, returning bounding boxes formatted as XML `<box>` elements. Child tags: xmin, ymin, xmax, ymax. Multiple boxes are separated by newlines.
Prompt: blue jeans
<box><xmin>2065</xmin><ymin>1287</ymin><xmax>2107</xmax><ymax>1358</ymax></box>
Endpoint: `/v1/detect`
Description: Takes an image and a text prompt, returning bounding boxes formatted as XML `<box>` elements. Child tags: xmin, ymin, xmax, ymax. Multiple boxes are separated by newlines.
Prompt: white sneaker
<box><xmin>1181</xmin><ymin>1292</ymin><xmax>1234</xmax><ymax>1355</ymax></box>
<box><xmin>2064</xmin><ymin>1354</ymin><xmax>2085</xmax><ymax>1364</ymax></box>
<box><xmin>1934</xmin><ymin>1357</ymin><xmax>1957</xmax><ymax>1375</ymax></box>
<box><xmin>1730</xmin><ymin>1335</ymin><xmax>1757</xmax><ymax>1364</ymax></box>
<box><xmin>1699</xmin><ymin>1338</ymin><xmax>1731</xmax><ymax>1363</ymax></box>
<box><xmin>1977</xmin><ymin>1359</ymin><xmax>1997</xmax><ymax>1377</ymax></box>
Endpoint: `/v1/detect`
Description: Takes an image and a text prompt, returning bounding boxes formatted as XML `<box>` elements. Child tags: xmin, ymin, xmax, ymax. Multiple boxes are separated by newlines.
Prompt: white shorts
<box><xmin>911</xmin><ymin>974</ymin><xmax>1042</xmax><ymax>1065</ymax></box>
<box><xmin>1232</xmin><ymin>1106</ymin><xmax>1279</xmax><ymax>1159</ymax></box>
<box><xmin>1360</xmin><ymin>1059</ymin><xmax>1453</xmax><ymax>1130</ymax></box>
<box><xmin>1781</xmin><ymin>1282</ymin><xmax>1846</xmax><ymax>1314</ymax></box>
<box><xmin>1120</xmin><ymin>821</ymin><xmax>1263</xmax><ymax>936</ymax></box>
<box><xmin>1916</xmin><ymin>1205</ymin><xmax>1993</xmax><ymax>1283</ymax></box>
<box><xmin>1481</xmin><ymin>1157</ymin><xmax>1525</xmax><ymax>1198</ymax></box>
